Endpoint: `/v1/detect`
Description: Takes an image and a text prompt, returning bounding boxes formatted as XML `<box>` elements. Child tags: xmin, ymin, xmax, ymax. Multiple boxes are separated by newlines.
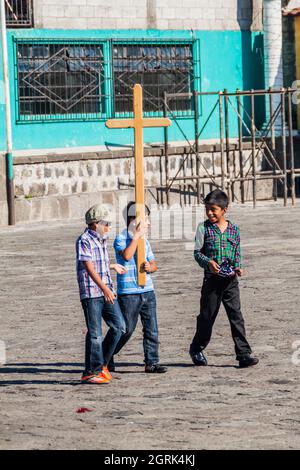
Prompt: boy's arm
<box><xmin>142</xmin><ymin>260</ymin><xmax>157</xmax><ymax>273</ymax></box>
<box><xmin>234</xmin><ymin>227</ymin><xmax>242</xmax><ymax>268</ymax></box>
<box><xmin>83</xmin><ymin>261</ymin><xmax>115</xmax><ymax>304</ymax></box>
<box><xmin>194</xmin><ymin>223</ymin><xmax>211</xmax><ymax>269</ymax></box>
<box><xmin>142</xmin><ymin>242</ymin><xmax>157</xmax><ymax>273</ymax></box>
<box><xmin>234</xmin><ymin>227</ymin><xmax>243</xmax><ymax>276</ymax></box>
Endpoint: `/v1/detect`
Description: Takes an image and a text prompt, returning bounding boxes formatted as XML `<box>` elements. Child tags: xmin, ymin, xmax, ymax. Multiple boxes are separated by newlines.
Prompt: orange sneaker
<box><xmin>81</xmin><ymin>373</ymin><xmax>110</xmax><ymax>384</ymax></box>
<box><xmin>102</xmin><ymin>366</ymin><xmax>112</xmax><ymax>381</ymax></box>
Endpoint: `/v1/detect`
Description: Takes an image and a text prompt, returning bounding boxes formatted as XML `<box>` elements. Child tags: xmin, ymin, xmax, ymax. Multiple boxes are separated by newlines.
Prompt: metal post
<box><xmin>287</xmin><ymin>88</ymin><xmax>296</xmax><ymax>206</ymax></box>
<box><xmin>218</xmin><ymin>92</ymin><xmax>226</xmax><ymax>190</ymax></box>
<box><xmin>269</xmin><ymin>87</ymin><xmax>278</xmax><ymax>201</ymax></box>
<box><xmin>194</xmin><ymin>91</ymin><xmax>201</xmax><ymax>204</ymax></box>
<box><xmin>224</xmin><ymin>89</ymin><xmax>231</xmax><ymax>201</ymax></box>
<box><xmin>0</xmin><ymin>0</ymin><xmax>15</xmax><ymax>225</ymax></box>
<box><xmin>281</xmin><ymin>89</ymin><xmax>288</xmax><ymax>207</ymax></box>
<box><xmin>250</xmin><ymin>90</ymin><xmax>257</xmax><ymax>208</ymax></box>
<box><xmin>183</xmin><ymin>152</ymin><xmax>187</xmax><ymax>206</ymax></box>
<box><xmin>163</xmin><ymin>92</ymin><xmax>169</xmax><ymax>206</ymax></box>
<box><xmin>236</xmin><ymin>89</ymin><xmax>245</xmax><ymax>203</ymax></box>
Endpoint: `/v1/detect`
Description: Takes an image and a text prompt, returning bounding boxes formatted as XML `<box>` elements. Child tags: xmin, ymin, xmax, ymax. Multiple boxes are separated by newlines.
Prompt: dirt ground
<box><xmin>0</xmin><ymin>201</ymin><xmax>300</xmax><ymax>450</ymax></box>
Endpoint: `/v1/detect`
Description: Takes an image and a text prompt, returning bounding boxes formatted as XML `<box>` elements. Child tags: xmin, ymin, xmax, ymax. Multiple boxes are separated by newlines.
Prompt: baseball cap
<box><xmin>85</xmin><ymin>204</ymin><xmax>112</xmax><ymax>225</ymax></box>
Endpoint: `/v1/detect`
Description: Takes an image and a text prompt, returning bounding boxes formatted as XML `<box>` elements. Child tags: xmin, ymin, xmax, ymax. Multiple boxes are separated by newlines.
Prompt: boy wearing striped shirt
<box><xmin>189</xmin><ymin>189</ymin><xmax>259</xmax><ymax>368</ymax></box>
<box><xmin>109</xmin><ymin>202</ymin><xmax>167</xmax><ymax>374</ymax></box>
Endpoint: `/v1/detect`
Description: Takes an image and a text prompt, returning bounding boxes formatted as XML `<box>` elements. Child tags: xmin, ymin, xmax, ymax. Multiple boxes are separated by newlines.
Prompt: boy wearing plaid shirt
<box><xmin>189</xmin><ymin>189</ymin><xmax>259</xmax><ymax>368</ymax></box>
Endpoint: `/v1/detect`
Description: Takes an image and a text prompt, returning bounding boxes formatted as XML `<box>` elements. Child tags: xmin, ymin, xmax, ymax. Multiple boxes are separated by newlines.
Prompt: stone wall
<box><xmin>13</xmin><ymin>145</ymin><xmax>258</xmax><ymax>201</ymax></box>
<box><xmin>0</xmin><ymin>143</ymin><xmax>274</xmax><ymax>225</ymax></box>
<box><xmin>33</xmin><ymin>0</ymin><xmax>263</xmax><ymax>31</ymax></box>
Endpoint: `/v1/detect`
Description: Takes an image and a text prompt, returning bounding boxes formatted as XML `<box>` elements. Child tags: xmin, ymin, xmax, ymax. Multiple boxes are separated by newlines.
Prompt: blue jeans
<box><xmin>112</xmin><ymin>291</ymin><xmax>159</xmax><ymax>366</ymax></box>
<box><xmin>81</xmin><ymin>297</ymin><xmax>126</xmax><ymax>375</ymax></box>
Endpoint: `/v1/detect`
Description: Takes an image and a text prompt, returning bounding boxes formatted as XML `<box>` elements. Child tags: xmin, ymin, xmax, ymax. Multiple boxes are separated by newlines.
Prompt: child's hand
<box><xmin>235</xmin><ymin>267</ymin><xmax>243</xmax><ymax>277</ymax></box>
<box><xmin>102</xmin><ymin>285</ymin><xmax>116</xmax><ymax>304</ymax></box>
<box><xmin>132</xmin><ymin>221</ymin><xmax>148</xmax><ymax>240</ymax></box>
<box><xmin>208</xmin><ymin>260</ymin><xmax>220</xmax><ymax>274</ymax></box>
<box><xmin>141</xmin><ymin>261</ymin><xmax>152</xmax><ymax>273</ymax></box>
<box><xmin>112</xmin><ymin>263</ymin><xmax>128</xmax><ymax>275</ymax></box>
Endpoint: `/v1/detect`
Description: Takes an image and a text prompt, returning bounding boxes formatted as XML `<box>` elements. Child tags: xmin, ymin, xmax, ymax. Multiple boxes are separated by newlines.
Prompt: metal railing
<box><xmin>163</xmin><ymin>88</ymin><xmax>298</xmax><ymax>208</ymax></box>
<box><xmin>5</xmin><ymin>0</ymin><xmax>33</xmax><ymax>27</ymax></box>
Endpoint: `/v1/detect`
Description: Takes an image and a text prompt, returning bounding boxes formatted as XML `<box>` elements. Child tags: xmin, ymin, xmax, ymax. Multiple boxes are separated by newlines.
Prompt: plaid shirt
<box><xmin>76</xmin><ymin>228</ymin><xmax>114</xmax><ymax>300</ymax></box>
<box><xmin>194</xmin><ymin>220</ymin><xmax>242</xmax><ymax>271</ymax></box>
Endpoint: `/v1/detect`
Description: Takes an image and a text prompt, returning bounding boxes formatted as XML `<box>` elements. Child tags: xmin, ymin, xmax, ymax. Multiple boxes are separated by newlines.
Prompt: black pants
<box><xmin>190</xmin><ymin>275</ymin><xmax>252</xmax><ymax>360</ymax></box>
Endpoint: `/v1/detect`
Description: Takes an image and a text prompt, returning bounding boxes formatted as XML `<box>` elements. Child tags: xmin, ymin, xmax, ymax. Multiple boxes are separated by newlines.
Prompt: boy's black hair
<box><xmin>125</xmin><ymin>201</ymin><xmax>151</xmax><ymax>226</ymax></box>
<box><xmin>204</xmin><ymin>189</ymin><xmax>229</xmax><ymax>209</ymax></box>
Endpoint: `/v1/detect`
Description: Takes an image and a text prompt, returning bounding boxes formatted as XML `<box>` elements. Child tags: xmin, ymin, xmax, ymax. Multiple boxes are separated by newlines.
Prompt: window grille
<box><xmin>113</xmin><ymin>43</ymin><xmax>194</xmax><ymax>116</ymax></box>
<box><xmin>16</xmin><ymin>41</ymin><xmax>105</xmax><ymax>121</ymax></box>
<box><xmin>15</xmin><ymin>40</ymin><xmax>196</xmax><ymax>122</ymax></box>
<box><xmin>5</xmin><ymin>0</ymin><xmax>33</xmax><ymax>27</ymax></box>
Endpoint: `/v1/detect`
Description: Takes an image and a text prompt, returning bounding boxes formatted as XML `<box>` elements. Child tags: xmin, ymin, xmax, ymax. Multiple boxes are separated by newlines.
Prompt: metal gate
<box><xmin>163</xmin><ymin>88</ymin><xmax>299</xmax><ymax>208</ymax></box>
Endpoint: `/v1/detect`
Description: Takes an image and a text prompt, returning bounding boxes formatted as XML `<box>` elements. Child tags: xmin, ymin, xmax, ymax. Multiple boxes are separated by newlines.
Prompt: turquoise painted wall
<box><xmin>1</xmin><ymin>28</ymin><xmax>265</xmax><ymax>152</ymax></box>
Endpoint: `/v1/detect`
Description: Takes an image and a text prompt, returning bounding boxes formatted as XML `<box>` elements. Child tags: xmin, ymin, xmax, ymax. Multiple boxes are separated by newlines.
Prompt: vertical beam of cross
<box><xmin>106</xmin><ymin>84</ymin><xmax>171</xmax><ymax>285</ymax></box>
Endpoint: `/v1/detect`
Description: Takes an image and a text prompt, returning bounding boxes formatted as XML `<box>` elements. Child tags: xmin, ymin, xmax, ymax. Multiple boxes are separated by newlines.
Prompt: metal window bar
<box><xmin>112</xmin><ymin>42</ymin><xmax>195</xmax><ymax>117</ymax></box>
<box><xmin>16</xmin><ymin>40</ymin><xmax>106</xmax><ymax>122</ymax></box>
<box><xmin>15</xmin><ymin>40</ymin><xmax>196</xmax><ymax>122</ymax></box>
<box><xmin>5</xmin><ymin>0</ymin><xmax>33</xmax><ymax>27</ymax></box>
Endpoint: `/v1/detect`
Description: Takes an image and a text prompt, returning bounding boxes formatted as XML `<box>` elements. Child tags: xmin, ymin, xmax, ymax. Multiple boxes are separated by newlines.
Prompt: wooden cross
<box><xmin>106</xmin><ymin>84</ymin><xmax>171</xmax><ymax>286</ymax></box>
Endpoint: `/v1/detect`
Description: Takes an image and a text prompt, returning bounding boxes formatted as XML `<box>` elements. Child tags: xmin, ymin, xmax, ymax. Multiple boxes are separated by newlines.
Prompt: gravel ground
<box><xmin>0</xmin><ymin>201</ymin><xmax>300</xmax><ymax>450</ymax></box>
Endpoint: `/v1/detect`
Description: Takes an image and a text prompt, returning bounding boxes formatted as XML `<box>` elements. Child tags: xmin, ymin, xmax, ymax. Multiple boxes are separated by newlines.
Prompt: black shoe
<box><xmin>145</xmin><ymin>364</ymin><xmax>168</xmax><ymax>373</ymax></box>
<box><xmin>239</xmin><ymin>355</ymin><xmax>259</xmax><ymax>368</ymax></box>
<box><xmin>190</xmin><ymin>351</ymin><xmax>208</xmax><ymax>366</ymax></box>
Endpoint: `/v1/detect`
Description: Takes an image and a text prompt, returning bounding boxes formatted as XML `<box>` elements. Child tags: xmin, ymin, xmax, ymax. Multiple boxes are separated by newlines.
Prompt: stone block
<box><xmin>44</xmin><ymin>167</ymin><xmax>52</xmax><ymax>178</ymax></box>
<box><xmin>71</xmin><ymin>182</ymin><xmax>78</xmax><ymax>193</ymax></box>
<box><xmin>48</xmin><ymin>184</ymin><xmax>58</xmax><ymax>196</ymax></box>
<box><xmin>68</xmin><ymin>168</ymin><xmax>75</xmax><ymax>178</ymax></box>
<box><xmin>22</xmin><ymin>167</ymin><xmax>33</xmax><ymax>178</ymax></box>
<box><xmin>0</xmin><ymin>157</ymin><xmax>6</xmax><ymax>202</ymax></box>
<box><xmin>0</xmin><ymin>201</ymin><xmax>8</xmax><ymax>226</ymax></box>
<box><xmin>55</xmin><ymin>167</ymin><xmax>65</xmax><ymax>178</ymax></box>
<box><xmin>58</xmin><ymin>197</ymin><xmax>70</xmax><ymax>219</ymax></box>
<box><xmin>15</xmin><ymin>199</ymin><xmax>31</xmax><ymax>224</ymax></box>
<box><xmin>30</xmin><ymin>198</ymin><xmax>43</xmax><ymax>222</ymax></box>
<box><xmin>29</xmin><ymin>183</ymin><xmax>46</xmax><ymax>197</ymax></box>
<box><xmin>15</xmin><ymin>185</ymin><xmax>25</xmax><ymax>197</ymax></box>
<box><xmin>102</xmin><ymin>192</ymin><xmax>114</xmax><ymax>205</ymax></box>
<box><xmin>97</xmin><ymin>162</ymin><xmax>102</xmax><ymax>176</ymax></box>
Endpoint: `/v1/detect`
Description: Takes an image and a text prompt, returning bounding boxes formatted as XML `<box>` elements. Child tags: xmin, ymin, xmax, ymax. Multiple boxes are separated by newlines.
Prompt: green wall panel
<box><xmin>0</xmin><ymin>28</ymin><xmax>265</xmax><ymax>152</ymax></box>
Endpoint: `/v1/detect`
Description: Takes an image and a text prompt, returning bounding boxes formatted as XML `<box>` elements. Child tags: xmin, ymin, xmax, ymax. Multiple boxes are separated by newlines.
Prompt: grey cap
<box><xmin>85</xmin><ymin>204</ymin><xmax>112</xmax><ymax>225</ymax></box>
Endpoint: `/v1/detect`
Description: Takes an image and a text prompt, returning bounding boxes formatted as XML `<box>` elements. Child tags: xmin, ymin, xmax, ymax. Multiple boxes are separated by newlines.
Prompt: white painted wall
<box><xmin>263</xmin><ymin>0</ymin><xmax>284</xmax><ymax>127</ymax></box>
<box><xmin>33</xmin><ymin>0</ymin><xmax>263</xmax><ymax>31</ymax></box>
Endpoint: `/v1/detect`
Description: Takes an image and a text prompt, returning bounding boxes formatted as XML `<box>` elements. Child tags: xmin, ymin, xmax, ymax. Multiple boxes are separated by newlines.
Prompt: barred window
<box><xmin>113</xmin><ymin>43</ymin><xmax>194</xmax><ymax>115</ymax></box>
<box><xmin>5</xmin><ymin>0</ymin><xmax>33</xmax><ymax>27</ymax></box>
<box><xmin>17</xmin><ymin>41</ymin><xmax>105</xmax><ymax>121</ymax></box>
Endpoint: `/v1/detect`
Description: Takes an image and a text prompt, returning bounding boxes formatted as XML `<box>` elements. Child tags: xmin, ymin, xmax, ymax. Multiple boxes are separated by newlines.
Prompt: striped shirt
<box><xmin>194</xmin><ymin>220</ymin><xmax>242</xmax><ymax>271</ymax></box>
<box><xmin>114</xmin><ymin>229</ymin><xmax>155</xmax><ymax>295</ymax></box>
<box><xmin>76</xmin><ymin>228</ymin><xmax>114</xmax><ymax>300</ymax></box>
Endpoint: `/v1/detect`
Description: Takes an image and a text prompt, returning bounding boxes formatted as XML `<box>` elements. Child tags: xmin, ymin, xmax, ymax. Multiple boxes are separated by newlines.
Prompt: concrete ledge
<box><xmin>0</xmin><ymin>190</ymin><xmax>136</xmax><ymax>226</ymax></box>
<box><xmin>12</xmin><ymin>143</ymin><xmax>253</xmax><ymax>166</ymax></box>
